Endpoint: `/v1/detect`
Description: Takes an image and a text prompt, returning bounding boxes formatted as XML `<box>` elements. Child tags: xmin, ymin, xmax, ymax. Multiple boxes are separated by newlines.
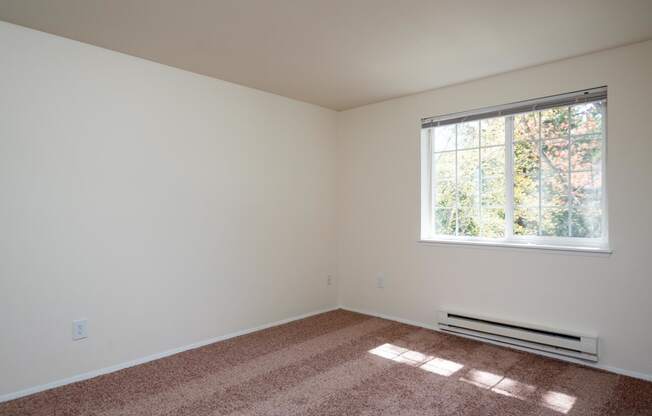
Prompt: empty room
<box><xmin>1</xmin><ymin>1</ymin><xmax>652</xmax><ymax>415</ymax></box>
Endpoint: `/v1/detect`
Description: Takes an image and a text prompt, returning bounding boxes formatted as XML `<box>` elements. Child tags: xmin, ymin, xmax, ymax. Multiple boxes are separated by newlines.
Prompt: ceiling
<box><xmin>1</xmin><ymin>1</ymin><xmax>652</xmax><ymax>111</ymax></box>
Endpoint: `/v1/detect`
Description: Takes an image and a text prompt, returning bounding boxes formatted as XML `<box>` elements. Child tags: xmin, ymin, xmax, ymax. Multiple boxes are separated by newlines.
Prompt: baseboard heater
<box><xmin>438</xmin><ymin>311</ymin><xmax>598</xmax><ymax>362</ymax></box>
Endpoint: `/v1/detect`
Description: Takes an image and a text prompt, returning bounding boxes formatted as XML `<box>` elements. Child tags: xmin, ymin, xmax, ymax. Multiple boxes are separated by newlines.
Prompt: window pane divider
<box><xmin>600</xmin><ymin>101</ymin><xmax>609</xmax><ymax>243</ymax></box>
<box><xmin>478</xmin><ymin>123</ymin><xmax>483</xmax><ymax>236</ymax></box>
<box><xmin>433</xmin><ymin>143</ymin><xmax>504</xmax><ymax>154</ymax></box>
<box><xmin>505</xmin><ymin>115</ymin><xmax>514</xmax><ymax>239</ymax></box>
<box><xmin>537</xmin><ymin>112</ymin><xmax>543</xmax><ymax>236</ymax></box>
<box><xmin>567</xmin><ymin>107</ymin><xmax>573</xmax><ymax>237</ymax></box>
<box><xmin>454</xmin><ymin>124</ymin><xmax>459</xmax><ymax>236</ymax></box>
<box><xmin>428</xmin><ymin>128</ymin><xmax>435</xmax><ymax>236</ymax></box>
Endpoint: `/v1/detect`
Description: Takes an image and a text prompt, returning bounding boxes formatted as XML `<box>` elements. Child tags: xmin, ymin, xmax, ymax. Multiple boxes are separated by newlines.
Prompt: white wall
<box><xmin>337</xmin><ymin>40</ymin><xmax>652</xmax><ymax>378</ymax></box>
<box><xmin>0</xmin><ymin>22</ymin><xmax>338</xmax><ymax>396</ymax></box>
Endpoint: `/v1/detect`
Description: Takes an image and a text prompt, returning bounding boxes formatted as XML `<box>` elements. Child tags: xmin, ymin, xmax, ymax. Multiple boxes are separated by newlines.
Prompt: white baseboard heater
<box><xmin>438</xmin><ymin>311</ymin><xmax>598</xmax><ymax>362</ymax></box>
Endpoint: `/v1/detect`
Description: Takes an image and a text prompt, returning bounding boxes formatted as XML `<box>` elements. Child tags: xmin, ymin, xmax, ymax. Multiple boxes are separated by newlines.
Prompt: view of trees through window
<box><xmin>429</xmin><ymin>100</ymin><xmax>605</xmax><ymax>241</ymax></box>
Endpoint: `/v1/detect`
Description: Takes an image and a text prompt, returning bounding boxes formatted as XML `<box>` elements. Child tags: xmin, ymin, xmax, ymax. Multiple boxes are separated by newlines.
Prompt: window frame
<box><xmin>419</xmin><ymin>89</ymin><xmax>610</xmax><ymax>254</ymax></box>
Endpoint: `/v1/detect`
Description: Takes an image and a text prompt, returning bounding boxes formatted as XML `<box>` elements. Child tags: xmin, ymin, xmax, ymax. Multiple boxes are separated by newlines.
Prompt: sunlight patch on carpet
<box><xmin>368</xmin><ymin>343</ymin><xmax>464</xmax><ymax>376</ymax></box>
<box><xmin>492</xmin><ymin>377</ymin><xmax>536</xmax><ymax>400</ymax></box>
<box><xmin>459</xmin><ymin>368</ymin><xmax>576</xmax><ymax>414</ymax></box>
<box><xmin>460</xmin><ymin>369</ymin><xmax>503</xmax><ymax>389</ymax></box>
<box><xmin>542</xmin><ymin>391</ymin><xmax>576</xmax><ymax>414</ymax></box>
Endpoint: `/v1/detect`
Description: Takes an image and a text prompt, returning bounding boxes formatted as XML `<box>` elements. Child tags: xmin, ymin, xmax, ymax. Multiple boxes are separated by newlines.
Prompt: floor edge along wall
<box><xmin>0</xmin><ymin>306</ymin><xmax>340</xmax><ymax>403</ymax></box>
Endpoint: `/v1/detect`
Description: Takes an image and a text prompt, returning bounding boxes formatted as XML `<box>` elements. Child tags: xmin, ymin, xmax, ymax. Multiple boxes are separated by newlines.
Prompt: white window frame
<box><xmin>419</xmin><ymin>88</ymin><xmax>610</xmax><ymax>254</ymax></box>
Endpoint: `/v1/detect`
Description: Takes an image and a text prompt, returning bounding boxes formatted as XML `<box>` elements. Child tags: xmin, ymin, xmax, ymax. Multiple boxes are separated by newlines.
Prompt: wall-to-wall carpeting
<box><xmin>1</xmin><ymin>310</ymin><xmax>651</xmax><ymax>415</ymax></box>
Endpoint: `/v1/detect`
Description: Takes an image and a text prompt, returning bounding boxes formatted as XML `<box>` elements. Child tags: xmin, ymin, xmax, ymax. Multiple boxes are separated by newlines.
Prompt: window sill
<box><xmin>417</xmin><ymin>239</ymin><xmax>612</xmax><ymax>256</ymax></box>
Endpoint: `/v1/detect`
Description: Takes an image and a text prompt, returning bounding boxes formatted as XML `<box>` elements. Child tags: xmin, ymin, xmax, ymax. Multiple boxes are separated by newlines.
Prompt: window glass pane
<box><xmin>571</xmin><ymin>101</ymin><xmax>604</xmax><ymax>136</ymax></box>
<box><xmin>458</xmin><ymin>206</ymin><xmax>480</xmax><ymax>236</ymax></box>
<box><xmin>481</xmin><ymin>177</ymin><xmax>505</xmax><ymax>207</ymax></box>
<box><xmin>435</xmin><ymin>180</ymin><xmax>456</xmax><ymax>207</ymax></box>
<box><xmin>541</xmin><ymin>107</ymin><xmax>570</xmax><ymax>139</ymax></box>
<box><xmin>542</xmin><ymin>174</ymin><xmax>569</xmax><ymax>207</ymax></box>
<box><xmin>541</xmin><ymin>139</ymin><xmax>569</xmax><ymax>177</ymax></box>
<box><xmin>457</xmin><ymin>150</ymin><xmax>479</xmax><ymax>185</ymax></box>
<box><xmin>571</xmin><ymin>171</ymin><xmax>602</xmax><ymax>206</ymax></box>
<box><xmin>434</xmin><ymin>151</ymin><xmax>455</xmax><ymax>180</ymax></box>
<box><xmin>571</xmin><ymin>138</ymin><xmax>602</xmax><ymax>172</ymax></box>
<box><xmin>481</xmin><ymin>208</ymin><xmax>505</xmax><ymax>238</ymax></box>
<box><xmin>514</xmin><ymin>173</ymin><xmax>539</xmax><ymax>207</ymax></box>
<box><xmin>481</xmin><ymin>117</ymin><xmax>505</xmax><ymax>146</ymax></box>
<box><xmin>541</xmin><ymin>207</ymin><xmax>569</xmax><ymax>237</ymax></box>
<box><xmin>434</xmin><ymin>125</ymin><xmax>456</xmax><ymax>152</ymax></box>
<box><xmin>514</xmin><ymin>140</ymin><xmax>540</xmax><ymax>177</ymax></box>
<box><xmin>481</xmin><ymin>146</ymin><xmax>505</xmax><ymax>177</ymax></box>
<box><xmin>457</xmin><ymin>149</ymin><xmax>479</xmax><ymax>213</ymax></box>
<box><xmin>514</xmin><ymin>206</ymin><xmax>538</xmax><ymax>236</ymax></box>
<box><xmin>571</xmin><ymin>206</ymin><xmax>602</xmax><ymax>238</ymax></box>
<box><xmin>458</xmin><ymin>181</ymin><xmax>479</xmax><ymax>209</ymax></box>
<box><xmin>514</xmin><ymin>112</ymin><xmax>538</xmax><ymax>141</ymax></box>
<box><xmin>458</xmin><ymin>121</ymin><xmax>479</xmax><ymax>149</ymax></box>
<box><xmin>435</xmin><ymin>207</ymin><xmax>456</xmax><ymax>235</ymax></box>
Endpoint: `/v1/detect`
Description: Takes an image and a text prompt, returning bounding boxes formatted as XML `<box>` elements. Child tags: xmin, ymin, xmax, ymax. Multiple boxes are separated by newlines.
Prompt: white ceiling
<box><xmin>1</xmin><ymin>0</ymin><xmax>652</xmax><ymax>110</ymax></box>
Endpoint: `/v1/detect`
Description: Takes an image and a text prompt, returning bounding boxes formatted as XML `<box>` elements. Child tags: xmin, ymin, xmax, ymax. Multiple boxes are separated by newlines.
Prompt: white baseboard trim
<box><xmin>340</xmin><ymin>305</ymin><xmax>652</xmax><ymax>383</ymax></box>
<box><xmin>0</xmin><ymin>306</ymin><xmax>339</xmax><ymax>404</ymax></box>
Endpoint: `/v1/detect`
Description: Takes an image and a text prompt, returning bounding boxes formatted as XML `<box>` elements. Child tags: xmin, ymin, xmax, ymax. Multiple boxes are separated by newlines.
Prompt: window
<box><xmin>420</xmin><ymin>87</ymin><xmax>608</xmax><ymax>251</ymax></box>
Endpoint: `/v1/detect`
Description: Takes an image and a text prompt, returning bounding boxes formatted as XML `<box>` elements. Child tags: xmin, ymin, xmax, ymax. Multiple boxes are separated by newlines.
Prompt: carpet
<box><xmin>1</xmin><ymin>309</ymin><xmax>651</xmax><ymax>415</ymax></box>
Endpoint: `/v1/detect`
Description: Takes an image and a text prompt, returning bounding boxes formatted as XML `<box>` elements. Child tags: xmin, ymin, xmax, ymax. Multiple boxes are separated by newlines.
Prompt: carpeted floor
<box><xmin>2</xmin><ymin>310</ymin><xmax>651</xmax><ymax>416</ymax></box>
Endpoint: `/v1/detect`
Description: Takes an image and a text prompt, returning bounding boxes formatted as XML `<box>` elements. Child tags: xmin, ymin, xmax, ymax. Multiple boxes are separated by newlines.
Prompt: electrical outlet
<box><xmin>327</xmin><ymin>275</ymin><xmax>333</xmax><ymax>286</ymax></box>
<box><xmin>72</xmin><ymin>319</ymin><xmax>88</xmax><ymax>340</ymax></box>
<box><xmin>376</xmin><ymin>273</ymin><xmax>385</xmax><ymax>289</ymax></box>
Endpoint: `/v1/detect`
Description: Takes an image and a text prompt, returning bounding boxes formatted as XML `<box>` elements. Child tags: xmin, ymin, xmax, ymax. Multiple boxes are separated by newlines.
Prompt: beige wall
<box><xmin>337</xmin><ymin>40</ymin><xmax>652</xmax><ymax>379</ymax></box>
<box><xmin>0</xmin><ymin>22</ymin><xmax>338</xmax><ymax>396</ymax></box>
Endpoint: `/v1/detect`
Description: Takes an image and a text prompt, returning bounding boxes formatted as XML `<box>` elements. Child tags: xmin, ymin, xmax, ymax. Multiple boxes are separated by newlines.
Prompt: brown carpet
<box><xmin>2</xmin><ymin>310</ymin><xmax>651</xmax><ymax>416</ymax></box>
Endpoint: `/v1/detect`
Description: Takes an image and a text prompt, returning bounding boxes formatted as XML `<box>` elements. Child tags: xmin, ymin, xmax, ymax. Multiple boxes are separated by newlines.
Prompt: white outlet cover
<box><xmin>72</xmin><ymin>319</ymin><xmax>88</xmax><ymax>340</ymax></box>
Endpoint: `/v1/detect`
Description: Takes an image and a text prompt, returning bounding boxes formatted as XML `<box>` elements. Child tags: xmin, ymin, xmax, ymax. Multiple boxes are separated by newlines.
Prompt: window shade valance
<box><xmin>421</xmin><ymin>86</ymin><xmax>607</xmax><ymax>129</ymax></box>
